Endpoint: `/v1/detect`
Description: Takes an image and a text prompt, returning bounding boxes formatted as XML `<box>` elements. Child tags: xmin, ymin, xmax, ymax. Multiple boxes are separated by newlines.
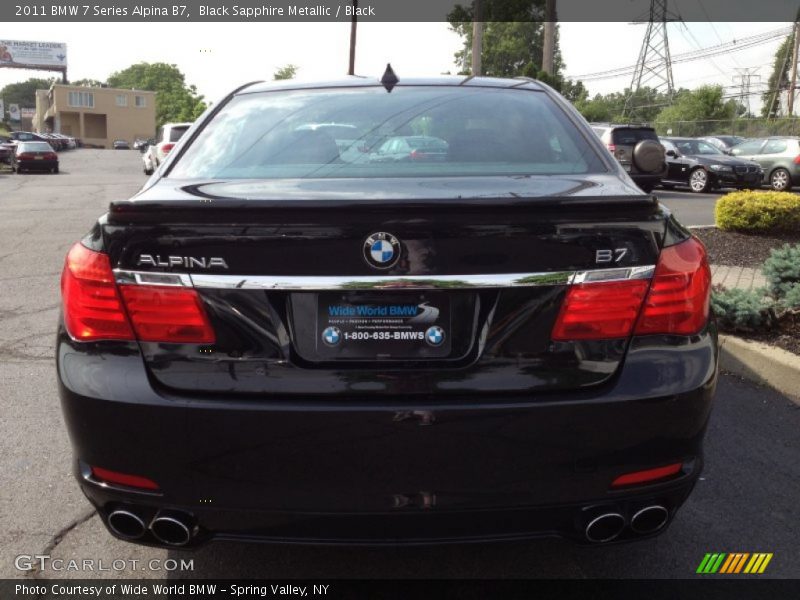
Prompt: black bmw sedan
<box><xmin>660</xmin><ymin>137</ymin><xmax>762</xmax><ymax>192</ymax></box>
<box><xmin>57</xmin><ymin>75</ymin><xmax>717</xmax><ymax>548</ymax></box>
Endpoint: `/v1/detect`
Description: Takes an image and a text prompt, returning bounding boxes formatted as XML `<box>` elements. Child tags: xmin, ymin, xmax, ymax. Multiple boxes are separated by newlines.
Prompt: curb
<box><xmin>719</xmin><ymin>334</ymin><xmax>800</xmax><ymax>403</ymax></box>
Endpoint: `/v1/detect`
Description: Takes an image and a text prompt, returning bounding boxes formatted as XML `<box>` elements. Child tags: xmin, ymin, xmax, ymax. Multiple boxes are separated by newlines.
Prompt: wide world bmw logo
<box><xmin>363</xmin><ymin>232</ymin><xmax>401</xmax><ymax>269</ymax></box>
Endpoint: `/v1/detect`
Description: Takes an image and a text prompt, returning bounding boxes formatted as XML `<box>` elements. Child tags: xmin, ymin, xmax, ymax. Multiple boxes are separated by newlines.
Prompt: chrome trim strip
<box><xmin>572</xmin><ymin>265</ymin><xmax>655</xmax><ymax>284</ymax></box>
<box><xmin>114</xmin><ymin>270</ymin><xmax>192</xmax><ymax>287</ymax></box>
<box><xmin>113</xmin><ymin>266</ymin><xmax>655</xmax><ymax>291</ymax></box>
<box><xmin>190</xmin><ymin>272</ymin><xmax>576</xmax><ymax>290</ymax></box>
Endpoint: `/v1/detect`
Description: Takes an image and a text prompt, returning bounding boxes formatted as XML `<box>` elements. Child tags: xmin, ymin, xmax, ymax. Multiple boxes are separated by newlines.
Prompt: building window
<box><xmin>68</xmin><ymin>91</ymin><xmax>94</xmax><ymax>108</ymax></box>
<box><xmin>116</xmin><ymin>94</ymin><xmax>128</xmax><ymax>107</ymax></box>
<box><xmin>134</xmin><ymin>95</ymin><xmax>146</xmax><ymax>108</ymax></box>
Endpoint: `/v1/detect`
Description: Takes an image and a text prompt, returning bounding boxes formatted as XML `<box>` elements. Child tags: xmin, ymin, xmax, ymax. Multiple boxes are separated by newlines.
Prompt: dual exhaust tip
<box><xmin>107</xmin><ymin>509</ymin><xmax>194</xmax><ymax>546</ymax></box>
<box><xmin>584</xmin><ymin>505</ymin><xmax>669</xmax><ymax>543</ymax></box>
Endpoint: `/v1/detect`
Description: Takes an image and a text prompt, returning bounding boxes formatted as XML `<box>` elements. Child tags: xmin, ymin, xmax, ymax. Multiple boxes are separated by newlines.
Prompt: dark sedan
<box><xmin>11</xmin><ymin>141</ymin><xmax>59</xmax><ymax>173</ymax></box>
<box><xmin>58</xmin><ymin>75</ymin><xmax>716</xmax><ymax>549</ymax></box>
<box><xmin>660</xmin><ymin>137</ymin><xmax>762</xmax><ymax>192</ymax></box>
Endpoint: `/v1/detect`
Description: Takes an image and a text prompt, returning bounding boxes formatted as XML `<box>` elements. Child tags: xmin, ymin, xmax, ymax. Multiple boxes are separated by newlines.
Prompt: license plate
<box><xmin>316</xmin><ymin>292</ymin><xmax>451</xmax><ymax>359</ymax></box>
<box><xmin>34</xmin><ymin>156</ymin><xmax>43</xmax><ymax>160</ymax></box>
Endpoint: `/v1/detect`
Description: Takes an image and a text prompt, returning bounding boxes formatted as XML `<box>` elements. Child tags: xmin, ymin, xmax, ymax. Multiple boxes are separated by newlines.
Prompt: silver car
<box><xmin>729</xmin><ymin>136</ymin><xmax>800</xmax><ymax>191</ymax></box>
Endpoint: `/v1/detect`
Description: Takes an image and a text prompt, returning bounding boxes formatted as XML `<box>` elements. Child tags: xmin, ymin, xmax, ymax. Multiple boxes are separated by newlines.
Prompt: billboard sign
<box><xmin>8</xmin><ymin>103</ymin><xmax>20</xmax><ymax>121</ymax></box>
<box><xmin>0</xmin><ymin>40</ymin><xmax>67</xmax><ymax>69</ymax></box>
<box><xmin>21</xmin><ymin>107</ymin><xmax>36</xmax><ymax>118</ymax></box>
<box><xmin>0</xmin><ymin>99</ymin><xmax>4</xmax><ymax>119</ymax></box>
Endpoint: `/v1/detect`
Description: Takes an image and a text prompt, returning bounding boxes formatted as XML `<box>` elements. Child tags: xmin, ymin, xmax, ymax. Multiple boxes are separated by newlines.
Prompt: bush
<box><xmin>711</xmin><ymin>287</ymin><xmax>776</xmax><ymax>331</ymax></box>
<box><xmin>762</xmin><ymin>244</ymin><xmax>800</xmax><ymax>297</ymax></box>
<box><xmin>715</xmin><ymin>190</ymin><xmax>800</xmax><ymax>232</ymax></box>
<box><xmin>781</xmin><ymin>284</ymin><xmax>800</xmax><ymax>309</ymax></box>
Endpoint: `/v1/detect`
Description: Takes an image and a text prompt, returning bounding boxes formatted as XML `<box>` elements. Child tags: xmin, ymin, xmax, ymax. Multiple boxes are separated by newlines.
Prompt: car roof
<box><xmin>238</xmin><ymin>76</ymin><xmax>544</xmax><ymax>96</ymax></box>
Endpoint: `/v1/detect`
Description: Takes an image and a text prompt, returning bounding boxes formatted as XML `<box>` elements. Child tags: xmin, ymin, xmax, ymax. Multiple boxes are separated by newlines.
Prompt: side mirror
<box><xmin>665</xmin><ymin>149</ymin><xmax>677</xmax><ymax>158</ymax></box>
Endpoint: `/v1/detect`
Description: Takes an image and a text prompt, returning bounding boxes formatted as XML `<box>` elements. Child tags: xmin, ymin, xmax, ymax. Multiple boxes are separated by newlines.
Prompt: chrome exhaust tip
<box><xmin>585</xmin><ymin>512</ymin><xmax>626</xmax><ymax>543</ymax></box>
<box><xmin>630</xmin><ymin>505</ymin><xmax>669</xmax><ymax>534</ymax></box>
<box><xmin>107</xmin><ymin>509</ymin><xmax>147</xmax><ymax>540</ymax></box>
<box><xmin>150</xmin><ymin>512</ymin><xmax>193</xmax><ymax>546</ymax></box>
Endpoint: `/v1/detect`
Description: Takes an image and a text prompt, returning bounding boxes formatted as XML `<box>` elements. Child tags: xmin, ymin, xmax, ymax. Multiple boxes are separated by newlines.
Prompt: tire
<box><xmin>637</xmin><ymin>182</ymin><xmax>655</xmax><ymax>193</ymax></box>
<box><xmin>53</xmin><ymin>166</ymin><xmax>59</xmax><ymax>174</ymax></box>
<box><xmin>770</xmin><ymin>168</ymin><xmax>791</xmax><ymax>191</ymax></box>
<box><xmin>144</xmin><ymin>167</ymin><xmax>154</xmax><ymax>175</ymax></box>
<box><xmin>689</xmin><ymin>168</ymin><xmax>711</xmax><ymax>193</ymax></box>
<box><xmin>632</xmin><ymin>139</ymin><xmax>665</xmax><ymax>173</ymax></box>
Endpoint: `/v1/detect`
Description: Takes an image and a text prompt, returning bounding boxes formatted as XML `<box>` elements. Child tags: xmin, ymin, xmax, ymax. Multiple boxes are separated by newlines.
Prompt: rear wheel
<box><xmin>53</xmin><ymin>166</ymin><xmax>59</xmax><ymax>174</ymax></box>
<box><xmin>770</xmin><ymin>168</ymin><xmax>791</xmax><ymax>191</ymax></box>
<box><xmin>689</xmin><ymin>168</ymin><xmax>710</xmax><ymax>193</ymax></box>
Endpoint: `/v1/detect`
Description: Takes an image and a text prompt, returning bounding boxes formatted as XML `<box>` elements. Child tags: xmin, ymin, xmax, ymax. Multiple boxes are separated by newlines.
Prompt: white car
<box><xmin>142</xmin><ymin>122</ymin><xmax>192</xmax><ymax>175</ymax></box>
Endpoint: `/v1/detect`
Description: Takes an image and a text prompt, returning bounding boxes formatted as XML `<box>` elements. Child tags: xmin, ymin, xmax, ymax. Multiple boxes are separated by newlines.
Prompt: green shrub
<box><xmin>762</xmin><ymin>244</ymin><xmax>800</xmax><ymax>297</ymax></box>
<box><xmin>711</xmin><ymin>287</ymin><xmax>775</xmax><ymax>331</ymax></box>
<box><xmin>715</xmin><ymin>190</ymin><xmax>800</xmax><ymax>232</ymax></box>
<box><xmin>781</xmin><ymin>284</ymin><xmax>800</xmax><ymax>309</ymax></box>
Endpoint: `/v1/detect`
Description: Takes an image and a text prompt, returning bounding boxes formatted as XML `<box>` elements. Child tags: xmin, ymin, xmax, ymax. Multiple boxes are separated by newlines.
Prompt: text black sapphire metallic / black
<box><xmin>57</xmin><ymin>75</ymin><xmax>717</xmax><ymax>548</ymax></box>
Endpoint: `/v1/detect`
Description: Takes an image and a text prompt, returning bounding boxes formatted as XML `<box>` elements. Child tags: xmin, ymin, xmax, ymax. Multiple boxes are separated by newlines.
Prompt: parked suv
<box><xmin>591</xmin><ymin>124</ymin><xmax>667</xmax><ymax>192</ymax></box>
<box><xmin>142</xmin><ymin>122</ymin><xmax>192</xmax><ymax>175</ymax></box>
<box><xmin>729</xmin><ymin>136</ymin><xmax>800</xmax><ymax>191</ymax></box>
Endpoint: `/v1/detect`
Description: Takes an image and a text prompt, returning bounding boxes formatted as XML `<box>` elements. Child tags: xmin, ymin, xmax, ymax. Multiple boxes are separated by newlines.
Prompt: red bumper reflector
<box><xmin>611</xmin><ymin>462</ymin><xmax>683</xmax><ymax>488</ymax></box>
<box><xmin>90</xmin><ymin>466</ymin><xmax>159</xmax><ymax>491</ymax></box>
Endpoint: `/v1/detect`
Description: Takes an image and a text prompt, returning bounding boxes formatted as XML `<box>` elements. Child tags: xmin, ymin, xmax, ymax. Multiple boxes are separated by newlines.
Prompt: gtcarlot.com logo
<box><xmin>696</xmin><ymin>552</ymin><xmax>773</xmax><ymax>574</ymax></box>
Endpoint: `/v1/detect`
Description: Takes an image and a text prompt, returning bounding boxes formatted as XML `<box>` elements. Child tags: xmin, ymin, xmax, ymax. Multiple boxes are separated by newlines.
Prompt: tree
<box><xmin>107</xmin><ymin>62</ymin><xmax>206</xmax><ymax>127</ymax></box>
<box><xmin>273</xmin><ymin>64</ymin><xmax>298</xmax><ymax>80</ymax></box>
<box><xmin>573</xmin><ymin>87</ymin><xmax>669</xmax><ymax>124</ymax></box>
<box><xmin>654</xmin><ymin>85</ymin><xmax>740</xmax><ymax>134</ymax></box>
<box><xmin>761</xmin><ymin>32</ymin><xmax>795</xmax><ymax>118</ymax></box>
<box><xmin>0</xmin><ymin>77</ymin><xmax>57</xmax><ymax>110</ymax></box>
<box><xmin>70</xmin><ymin>78</ymin><xmax>106</xmax><ymax>87</ymax></box>
<box><xmin>448</xmin><ymin>2</ymin><xmax>563</xmax><ymax>78</ymax></box>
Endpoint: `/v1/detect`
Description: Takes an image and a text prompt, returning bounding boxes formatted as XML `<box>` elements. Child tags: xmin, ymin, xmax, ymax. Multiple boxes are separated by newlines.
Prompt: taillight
<box><xmin>793</xmin><ymin>154</ymin><xmax>800</xmax><ymax>165</ymax></box>
<box><xmin>61</xmin><ymin>243</ymin><xmax>134</xmax><ymax>341</ymax></box>
<box><xmin>45</xmin><ymin>152</ymin><xmax>58</xmax><ymax>160</ymax></box>
<box><xmin>551</xmin><ymin>280</ymin><xmax>649</xmax><ymax>340</ymax></box>
<box><xmin>634</xmin><ymin>237</ymin><xmax>711</xmax><ymax>336</ymax></box>
<box><xmin>161</xmin><ymin>143</ymin><xmax>175</xmax><ymax>153</ymax></box>
<box><xmin>551</xmin><ymin>237</ymin><xmax>711</xmax><ymax>341</ymax></box>
<box><xmin>120</xmin><ymin>286</ymin><xmax>215</xmax><ymax>343</ymax></box>
<box><xmin>17</xmin><ymin>152</ymin><xmax>34</xmax><ymax>160</ymax></box>
<box><xmin>607</xmin><ymin>144</ymin><xmax>616</xmax><ymax>153</ymax></box>
<box><xmin>61</xmin><ymin>243</ymin><xmax>215</xmax><ymax>344</ymax></box>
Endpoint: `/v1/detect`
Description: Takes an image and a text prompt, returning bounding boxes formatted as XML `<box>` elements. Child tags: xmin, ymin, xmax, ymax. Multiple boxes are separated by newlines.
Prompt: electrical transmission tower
<box><xmin>623</xmin><ymin>0</ymin><xmax>678</xmax><ymax>119</ymax></box>
<box><xmin>733</xmin><ymin>68</ymin><xmax>761</xmax><ymax>117</ymax></box>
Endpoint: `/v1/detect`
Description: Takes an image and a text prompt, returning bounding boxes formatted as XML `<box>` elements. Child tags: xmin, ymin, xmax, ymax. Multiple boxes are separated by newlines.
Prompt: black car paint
<box><xmin>58</xmin><ymin>77</ymin><xmax>717</xmax><ymax>547</ymax></box>
<box><xmin>661</xmin><ymin>137</ymin><xmax>762</xmax><ymax>190</ymax></box>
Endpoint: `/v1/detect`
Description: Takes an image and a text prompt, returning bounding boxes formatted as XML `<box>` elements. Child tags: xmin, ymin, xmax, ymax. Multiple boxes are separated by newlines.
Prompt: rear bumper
<box><xmin>17</xmin><ymin>159</ymin><xmax>57</xmax><ymax>170</ymax></box>
<box><xmin>58</xmin><ymin>326</ymin><xmax>718</xmax><ymax>547</ymax></box>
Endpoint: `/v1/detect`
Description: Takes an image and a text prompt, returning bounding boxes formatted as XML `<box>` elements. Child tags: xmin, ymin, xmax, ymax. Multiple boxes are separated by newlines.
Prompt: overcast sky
<box><xmin>0</xmin><ymin>22</ymin><xmax>789</xmax><ymax>113</ymax></box>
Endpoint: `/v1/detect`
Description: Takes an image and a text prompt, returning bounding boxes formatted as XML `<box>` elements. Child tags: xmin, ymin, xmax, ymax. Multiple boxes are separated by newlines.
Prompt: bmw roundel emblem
<box><xmin>363</xmin><ymin>232</ymin><xmax>401</xmax><ymax>269</ymax></box>
<box><xmin>425</xmin><ymin>326</ymin><xmax>445</xmax><ymax>347</ymax></box>
<box><xmin>322</xmin><ymin>326</ymin><xmax>341</xmax><ymax>346</ymax></box>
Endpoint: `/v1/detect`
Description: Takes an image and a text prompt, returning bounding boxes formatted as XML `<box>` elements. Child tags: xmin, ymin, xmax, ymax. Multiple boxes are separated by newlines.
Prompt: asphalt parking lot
<box><xmin>1</xmin><ymin>150</ymin><xmax>799</xmax><ymax>580</ymax></box>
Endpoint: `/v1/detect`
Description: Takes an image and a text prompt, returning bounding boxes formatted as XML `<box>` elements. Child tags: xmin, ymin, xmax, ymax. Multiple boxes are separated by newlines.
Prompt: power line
<box><xmin>568</xmin><ymin>26</ymin><xmax>790</xmax><ymax>82</ymax></box>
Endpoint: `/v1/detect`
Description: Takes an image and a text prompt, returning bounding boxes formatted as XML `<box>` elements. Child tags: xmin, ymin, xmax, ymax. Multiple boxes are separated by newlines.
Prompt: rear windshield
<box><xmin>169</xmin><ymin>126</ymin><xmax>190</xmax><ymax>142</ymax></box>
<box><xmin>18</xmin><ymin>142</ymin><xmax>52</xmax><ymax>152</ymax></box>
<box><xmin>169</xmin><ymin>86</ymin><xmax>605</xmax><ymax>179</ymax></box>
<box><xmin>611</xmin><ymin>129</ymin><xmax>658</xmax><ymax>145</ymax></box>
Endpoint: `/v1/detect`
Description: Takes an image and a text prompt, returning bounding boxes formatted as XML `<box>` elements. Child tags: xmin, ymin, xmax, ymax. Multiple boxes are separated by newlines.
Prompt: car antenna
<box><xmin>381</xmin><ymin>63</ymin><xmax>399</xmax><ymax>92</ymax></box>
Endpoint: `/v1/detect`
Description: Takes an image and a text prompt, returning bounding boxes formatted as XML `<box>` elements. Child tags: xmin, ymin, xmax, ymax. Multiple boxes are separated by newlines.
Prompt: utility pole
<box><xmin>542</xmin><ymin>0</ymin><xmax>556</xmax><ymax>76</ymax></box>
<box><xmin>788</xmin><ymin>20</ymin><xmax>800</xmax><ymax>116</ymax></box>
<box><xmin>733</xmin><ymin>67</ymin><xmax>761</xmax><ymax>116</ymax></box>
<box><xmin>471</xmin><ymin>0</ymin><xmax>483</xmax><ymax>76</ymax></box>
<box><xmin>348</xmin><ymin>0</ymin><xmax>357</xmax><ymax>75</ymax></box>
